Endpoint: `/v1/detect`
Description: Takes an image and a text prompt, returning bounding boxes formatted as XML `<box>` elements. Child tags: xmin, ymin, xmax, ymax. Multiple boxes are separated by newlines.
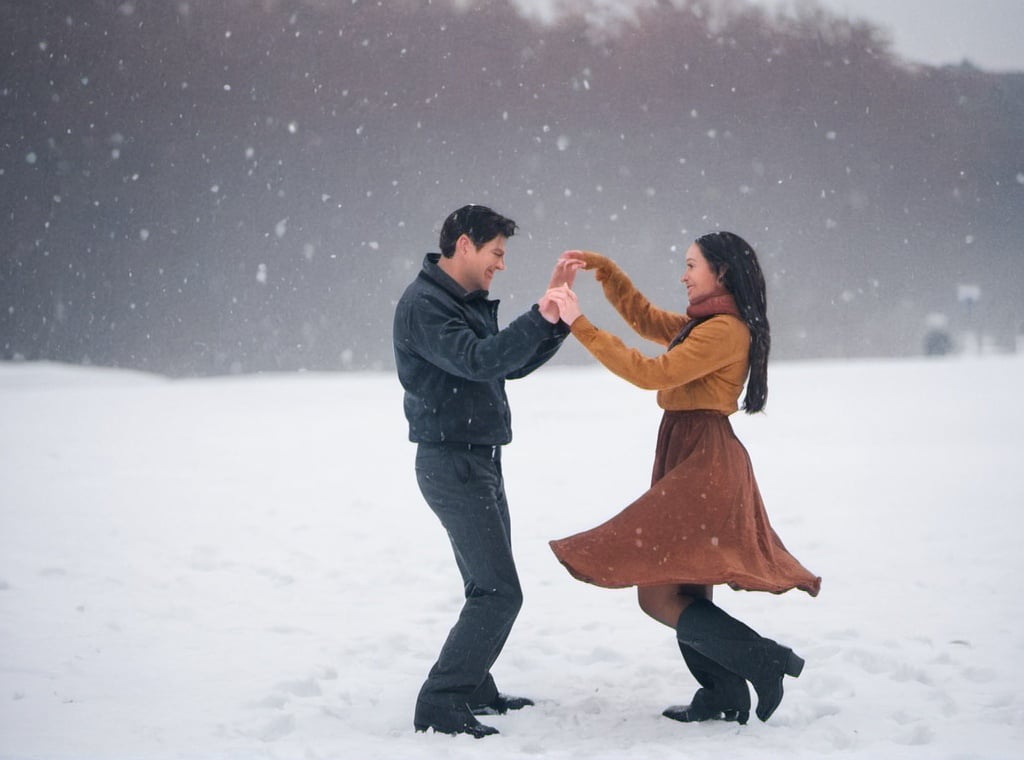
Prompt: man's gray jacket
<box><xmin>393</xmin><ymin>253</ymin><xmax>569</xmax><ymax>445</ymax></box>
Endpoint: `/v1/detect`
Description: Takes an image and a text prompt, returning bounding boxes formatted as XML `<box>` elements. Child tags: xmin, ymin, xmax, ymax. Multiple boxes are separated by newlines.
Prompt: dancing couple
<box><xmin>393</xmin><ymin>205</ymin><xmax>820</xmax><ymax>738</ymax></box>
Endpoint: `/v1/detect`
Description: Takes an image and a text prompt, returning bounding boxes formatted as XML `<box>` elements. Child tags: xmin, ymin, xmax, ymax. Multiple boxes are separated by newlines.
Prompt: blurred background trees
<box><xmin>3</xmin><ymin>0</ymin><xmax>1021</xmax><ymax>375</ymax></box>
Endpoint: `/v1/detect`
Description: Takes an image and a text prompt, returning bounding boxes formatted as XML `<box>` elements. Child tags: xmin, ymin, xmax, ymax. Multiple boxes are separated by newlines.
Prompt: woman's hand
<box><xmin>560</xmin><ymin>250</ymin><xmax>616</xmax><ymax>281</ymax></box>
<box><xmin>547</xmin><ymin>253</ymin><xmax>584</xmax><ymax>290</ymax></box>
<box><xmin>542</xmin><ymin>252</ymin><xmax>589</xmax><ymax>322</ymax></box>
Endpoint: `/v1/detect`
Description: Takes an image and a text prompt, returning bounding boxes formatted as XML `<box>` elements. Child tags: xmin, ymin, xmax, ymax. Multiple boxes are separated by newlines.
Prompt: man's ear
<box><xmin>455</xmin><ymin>234</ymin><xmax>473</xmax><ymax>257</ymax></box>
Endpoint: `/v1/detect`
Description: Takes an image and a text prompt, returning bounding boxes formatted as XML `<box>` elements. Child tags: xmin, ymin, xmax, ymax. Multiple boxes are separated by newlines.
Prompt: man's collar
<box><xmin>422</xmin><ymin>253</ymin><xmax>489</xmax><ymax>300</ymax></box>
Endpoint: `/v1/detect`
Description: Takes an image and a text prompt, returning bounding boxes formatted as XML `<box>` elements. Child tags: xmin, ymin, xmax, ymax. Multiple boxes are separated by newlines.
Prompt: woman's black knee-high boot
<box><xmin>663</xmin><ymin>642</ymin><xmax>751</xmax><ymax>724</ymax></box>
<box><xmin>674</xmin><ymin>598</ymin><xmax>804</xmax><ymax>722</ymax></box>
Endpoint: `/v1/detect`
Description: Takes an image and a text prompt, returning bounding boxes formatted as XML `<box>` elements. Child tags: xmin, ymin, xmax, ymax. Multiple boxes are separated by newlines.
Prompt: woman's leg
<box><xmin>641</xmin><ymin>584</ymin><xmax>750</xmax><ymax>723</ymax></box>
<box><xmin>674</xmin><ymin>598</ymin><xmax>804</xmax><ymax>722</ymax></box>
<box><xmin>637</xmin><ymin>583</ymin><xmax>712</xmax><ymax>627</ymax></box>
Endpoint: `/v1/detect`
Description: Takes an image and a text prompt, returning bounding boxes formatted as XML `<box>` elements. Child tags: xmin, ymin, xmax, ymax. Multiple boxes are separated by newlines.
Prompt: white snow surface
<box><xmin>1</xmin><ymin>356</ymin><xmax>1022</xmax><ymax>759</ymax></box>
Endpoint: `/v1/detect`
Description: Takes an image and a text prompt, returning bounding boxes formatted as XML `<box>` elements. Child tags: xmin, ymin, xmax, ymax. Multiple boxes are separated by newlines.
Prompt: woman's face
<box><xmin>681</xmin><ymin>243</ymin><xmax>720</xmax><ymax>303</ymax></box>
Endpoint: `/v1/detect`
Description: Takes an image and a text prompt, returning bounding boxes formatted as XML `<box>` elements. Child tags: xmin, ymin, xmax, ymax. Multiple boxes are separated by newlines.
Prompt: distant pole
<box><xmin>957</xmin><ymin>284</ymin><xmax>981</xmax><ymax>355</ymax></box>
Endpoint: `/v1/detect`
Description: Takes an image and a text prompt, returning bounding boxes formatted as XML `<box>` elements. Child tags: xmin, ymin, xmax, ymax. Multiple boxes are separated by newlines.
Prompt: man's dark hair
<box><xmin>438</xmin><ymin>205</ymin><xmax>517</xmax><ymax>258</ymax></box>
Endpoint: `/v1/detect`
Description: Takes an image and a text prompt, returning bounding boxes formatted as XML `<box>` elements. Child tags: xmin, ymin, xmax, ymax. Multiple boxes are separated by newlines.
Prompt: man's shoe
<box><xmin>414</xmin><ymin>700</ymin><xmax>499</xmax><ymax>738</ymax></box>
<box><xmin>471</xmin><ymin>693</ymin><xmax>536</xmax><ymax>716</ymax></box>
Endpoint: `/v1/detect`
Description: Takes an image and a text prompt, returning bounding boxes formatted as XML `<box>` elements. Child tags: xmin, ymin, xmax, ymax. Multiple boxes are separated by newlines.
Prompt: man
<box><xmin>393</xmin><ymin>205</ymin><xmax>574</xmax><ymax>737</ymax></box>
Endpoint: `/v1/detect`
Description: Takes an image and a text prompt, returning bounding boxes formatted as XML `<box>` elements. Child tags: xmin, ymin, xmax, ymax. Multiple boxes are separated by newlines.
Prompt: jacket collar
<box><xmin>421</xmin><ymin>252</ymin><xmax>489</xmax><ymax>301</ymax></box>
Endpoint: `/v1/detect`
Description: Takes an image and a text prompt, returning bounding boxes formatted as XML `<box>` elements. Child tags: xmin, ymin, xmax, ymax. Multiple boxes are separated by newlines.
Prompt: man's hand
<box><xmin>538</xmin><ymin>292</ymin><xmax>560</xmax><ymax>324</ymax></box>
<box><xmin>543</xmin><ymin>284</ymin><xmax>582</xmax><ymax>326</ymax></box>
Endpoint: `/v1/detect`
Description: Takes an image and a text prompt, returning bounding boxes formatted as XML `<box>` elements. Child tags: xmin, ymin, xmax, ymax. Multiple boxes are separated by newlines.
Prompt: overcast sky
<box><xmin>750</xmin><ymin>0</ymin><xmax>1023</xmax><ymax>71</ymax></box>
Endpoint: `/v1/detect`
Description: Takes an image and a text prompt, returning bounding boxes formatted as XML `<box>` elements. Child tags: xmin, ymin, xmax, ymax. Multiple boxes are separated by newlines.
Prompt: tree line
<box><xmin>2</xmin><ymin>0</ymin><xmax>1021</xmax><ymax>374</ymax></box>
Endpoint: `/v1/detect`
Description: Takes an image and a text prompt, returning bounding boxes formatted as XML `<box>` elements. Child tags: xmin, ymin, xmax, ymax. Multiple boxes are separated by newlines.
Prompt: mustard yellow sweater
<box><xmin>570</xmin><ymin>254</ymin><xmax>750</xmax><ymax>415</ymax></box>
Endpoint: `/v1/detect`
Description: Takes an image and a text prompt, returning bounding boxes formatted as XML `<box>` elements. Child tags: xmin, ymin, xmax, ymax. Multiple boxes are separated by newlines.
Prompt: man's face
<box><xmin>458</xmin><ymin>234</ymin><xmax>507</xmax><ymax>292</ymax></box>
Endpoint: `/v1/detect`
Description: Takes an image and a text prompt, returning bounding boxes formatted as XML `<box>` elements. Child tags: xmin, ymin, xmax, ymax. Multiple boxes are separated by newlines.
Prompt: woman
<box><xmin>544</xmin><ymin>232</ymin><xmax>820</xmax><ymax>725</ymax></box>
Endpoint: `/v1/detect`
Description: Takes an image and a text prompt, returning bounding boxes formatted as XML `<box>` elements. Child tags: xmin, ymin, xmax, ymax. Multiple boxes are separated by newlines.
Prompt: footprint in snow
<box><xmin>256</xmin><ymin>713</ymin><xmax>295</xmax><ymax>742</ymax></box>
<box><xmin>273</xmin><ymin>678</ymin><xmax>322</xmax><ymax>698</ymax></box>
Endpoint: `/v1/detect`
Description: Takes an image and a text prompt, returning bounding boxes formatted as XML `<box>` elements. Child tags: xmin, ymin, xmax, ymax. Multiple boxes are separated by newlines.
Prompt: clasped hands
<box><xmin>539</xmin><ymin>251</ymin><xmax>588</xmax><ymax>325</ymax></box>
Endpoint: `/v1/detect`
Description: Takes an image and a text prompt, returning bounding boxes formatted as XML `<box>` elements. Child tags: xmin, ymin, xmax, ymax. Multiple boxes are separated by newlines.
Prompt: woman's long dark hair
<box><xmin>695</xmin><ymin>231</ymin><xmax>770</xmax><ymax>413</ymax></box>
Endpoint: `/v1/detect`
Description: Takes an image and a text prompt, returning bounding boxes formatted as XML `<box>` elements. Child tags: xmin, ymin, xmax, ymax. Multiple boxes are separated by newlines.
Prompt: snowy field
<box><xmin>1</xmin><ymin>355</ymin><xmax>1022</xmax><ymax>760</ymax></box>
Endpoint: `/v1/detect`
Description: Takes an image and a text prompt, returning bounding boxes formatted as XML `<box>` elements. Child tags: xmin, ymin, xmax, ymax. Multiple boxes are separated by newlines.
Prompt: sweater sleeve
<box><xmin>569</xmin><ymin>313</ymin><xmax>749</xmax><ymax>390</ymax></box>
<box><xmin>581</xmin><ymin>252</ymin><xmax>685</xmax><ymax>346</ymax></box>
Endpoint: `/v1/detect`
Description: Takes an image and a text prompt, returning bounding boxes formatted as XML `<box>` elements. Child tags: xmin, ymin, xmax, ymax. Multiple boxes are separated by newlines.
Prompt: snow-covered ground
<box><xmin>2</xmin><ymin>356</ymin><xmax>1022</xmax><ymax>759</ymax></box>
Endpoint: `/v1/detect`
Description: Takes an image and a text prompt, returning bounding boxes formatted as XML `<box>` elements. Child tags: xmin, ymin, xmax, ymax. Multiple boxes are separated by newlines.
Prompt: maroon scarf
<box><xmin>668</xmin><ymin>292</ymin><xmax>741</xmax><ymax>349</ymax></box>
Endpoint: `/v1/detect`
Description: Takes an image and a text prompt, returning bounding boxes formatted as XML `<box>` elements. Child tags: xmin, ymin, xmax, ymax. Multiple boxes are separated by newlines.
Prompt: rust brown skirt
<box><xmin>549</xmin><ymin>410</ymin><xmax>821</xmax><ymax>596</ymax></box>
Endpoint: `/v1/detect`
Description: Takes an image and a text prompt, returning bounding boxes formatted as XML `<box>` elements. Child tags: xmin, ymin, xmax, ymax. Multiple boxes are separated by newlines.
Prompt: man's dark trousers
<box><xmin>414</xmin><ymin>442</ymin><xmax>523</xmax><ymax>710</ymax></box>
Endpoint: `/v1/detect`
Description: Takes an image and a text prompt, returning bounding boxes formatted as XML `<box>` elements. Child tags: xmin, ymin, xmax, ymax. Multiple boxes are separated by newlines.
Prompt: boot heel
<box><xmin>784</xmin><ymin>650</ymin><xmax>805</xmax><ymax>678</ymax></box>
